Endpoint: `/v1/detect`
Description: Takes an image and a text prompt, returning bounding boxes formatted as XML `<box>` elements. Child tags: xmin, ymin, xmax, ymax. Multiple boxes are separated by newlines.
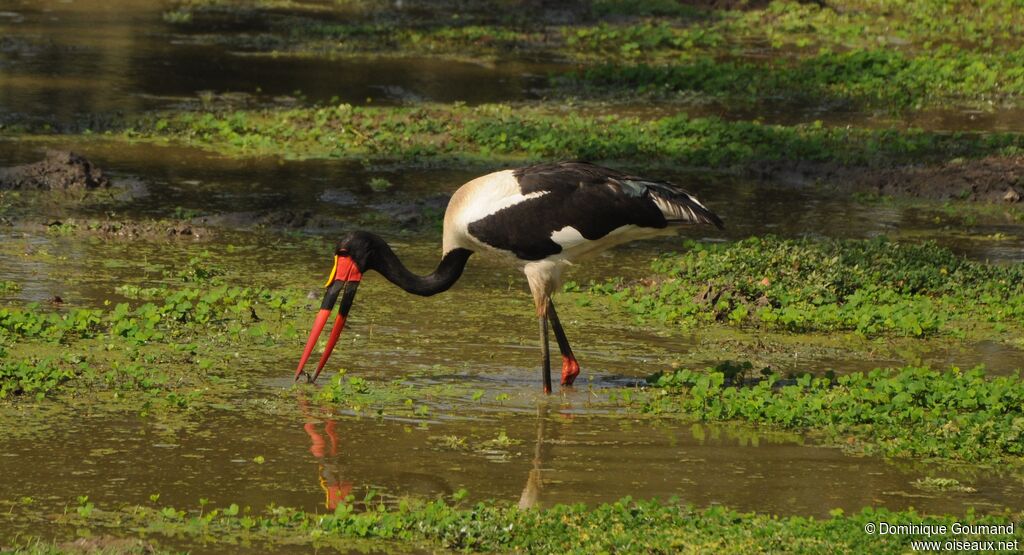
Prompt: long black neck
<box><xmin>371</xmin><ymin>242</ymin><xmax>473</xmax><ymax>297</ymax></box>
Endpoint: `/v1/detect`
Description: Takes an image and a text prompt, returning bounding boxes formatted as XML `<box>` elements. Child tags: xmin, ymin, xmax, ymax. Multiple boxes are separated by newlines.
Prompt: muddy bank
<box><xmin>25</xmin><ymin>218</ymin><xmax>211</xmax><ymax>240</ymax></box>
<box><xmin>0</xmin><ymin>150</ymin><xmax>110</xmax><ymax>191</ymax></box>
<box><xmin>192</xmin><ymin>209</ymin><xmax>334</xmax><ymax>230</ymax></box>
<box><xmin>192</xmin><ymin>194</ymin><xmax>450</xmax><ymax>231</ymax></box>
<box><xmin>752</xmin><ymin>156</ymin><xmax>1024</xmax><ymax>203</ymax></box>
<box><xmin>370</xmin><ymin>193</ymin><xmax>450</xmax><ymax>228</ymax></box>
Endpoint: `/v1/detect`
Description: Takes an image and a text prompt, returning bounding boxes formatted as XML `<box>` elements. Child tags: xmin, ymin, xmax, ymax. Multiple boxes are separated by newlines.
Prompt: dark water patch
<box><xmin>0</xmin><ymin>0</ymin><xmax>555</xmax><ymax>129</ymax></box>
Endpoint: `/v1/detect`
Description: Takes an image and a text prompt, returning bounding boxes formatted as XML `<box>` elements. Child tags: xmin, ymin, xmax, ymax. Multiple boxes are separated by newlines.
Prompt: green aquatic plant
<box><xmin>367</xmin><ymin>176</ymin><xmax>393</xmax><ymax>192</ymax></box>
<box><xmin>641</xmin><ymin>363</ymin><xmax>1024</xmax><ymax>462</ymax></box>
<box><xmin>0</xmin><ymin>305</ymin><xmax>104</xmax><ymax>342</ymax></box>
<box><xmin>166</xmin><ymin>0</ymin><xmax>1024</xmax><ymax>60</ymax></box>
<box><xmin>154</xmin><ymin>0</ymin><xmax>1024</xmax><ymax>114</ymax></box>
<box><xmin>0</xmin><ymin>280</ymin><xmax>19</xmax><ymax>293</ymax></box>
<box><xmin>0</xmin><ymin>284</ymin><xmax>305</xmax><ymax>402</ymax></box>
<box><xmin>51</xmin><ymin>496</ymin><xmax>1023</xmax><ymax>554</ymax></box>
<box><xmin>171</xmin><ymin>255</ymin><xmax>226</xmax><ymax>284</ymax></box>
<box><xmin>0</xmin><ymin>351</ymin><xmax>202</xmax><ymax>403</ymax></box>
<box><xmin>562</xmin><ymin>45</ymin><xmax>1024</xmax><ymax>110</ymax></box>
<box><xmin>580</xmin><ymin>236</ymin><xmax>1024</xmax><ymax>336</ymax></box>
<box><xmin>912</xmin><ymin>477</ymin><xmax>977</xmax><ymax>493</ymax></box>
<box><xmin>104</xmin><ymin>286</ymin><xmax>295</xmax><ymax>344</ymax></box>
<box><xmin>564</xmin><ymin>21</ymin><xmax>723</xmax><ymax>59</ymax></box>
<box><xmin>315</xmin><ymin>370</ymin><xmax>470</xmax><ymax>417</ymax></box>
<box><xmin>162</xmin><ymin>9</ymin><xmax>193</xmax><ymax>24</ymax></box>
<box><xmin>94</xmin><ymin>103</ymin><xmax>1024</xmax><ymax>166</ymax></box>
<box><xmin>0</xmin><ymin>357</ymin><xmax>78</xmax><ymax>400</ymax></box>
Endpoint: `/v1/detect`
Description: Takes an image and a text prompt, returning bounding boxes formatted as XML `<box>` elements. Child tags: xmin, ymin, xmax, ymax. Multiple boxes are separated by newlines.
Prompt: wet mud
<box><xmin>190</xmin><ymin>195</ymin><xmax>448</xmax><ymax>232</ymax></box>
<box><xmin>753</xmin><ymin>157</ymin><xmax>1024</xmax><ymax>203</ymax></box>
<box><xmin>0</xmin><ymin>150</ymin><xmax>110</xmax><ymax>191</ymax></box>
<box><xmin>43</xmin><ymin>218</ymin><xmax>209</xmax><ymax>240</ymax></box>
<box><xmin>369</xmin><ymin>193</ymin><xmax>451</xmax><ymax>229</ymax></box>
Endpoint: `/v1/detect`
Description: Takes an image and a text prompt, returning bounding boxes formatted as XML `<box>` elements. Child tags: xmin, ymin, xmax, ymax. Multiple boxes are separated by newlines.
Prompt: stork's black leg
<box><xmin>547</xmin><ymin>299</ymin><xmax>580</xmax><ymax>386</ymax></box>
<box><xmin>539</xmin><ymin>315</ymin><xmax>552</xmax><ymax>394</ymax></box>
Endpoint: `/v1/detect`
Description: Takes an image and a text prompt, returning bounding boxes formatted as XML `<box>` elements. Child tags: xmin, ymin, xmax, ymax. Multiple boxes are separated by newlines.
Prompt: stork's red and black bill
<box><xmin>295</xmin><ymin>254</ymin><xmax>362</xmax><ymax>383</ymax></box>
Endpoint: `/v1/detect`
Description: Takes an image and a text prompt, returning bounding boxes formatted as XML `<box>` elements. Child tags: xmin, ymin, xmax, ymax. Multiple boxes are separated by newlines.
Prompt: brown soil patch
<box><xmin>370</xmin><ymin>193</ymin><xmax>450</xmax><ymax>229</ymax></box>
<box><xmin>752</xmin><ymin>156</ymin><xmax>1024</xmax><ymax>203</ymax></box>
<box><xmin>192</xmin><ymin>209</ymin><xmax>333</xmax><ymax>229</ymax></box>
<box><xmin>679</xmin><ymin>0</ymin><xmax>774</xmax><ymax>10</ymax></box>
<box><xmin>0</xmin><ymin>150</ymin><xmax>111</xmax><ymax>191</ymax></box>
<box><xmin>41</xmin><ymin>218</ymin><xmax>211</xmax><ymax>240</ymax></box>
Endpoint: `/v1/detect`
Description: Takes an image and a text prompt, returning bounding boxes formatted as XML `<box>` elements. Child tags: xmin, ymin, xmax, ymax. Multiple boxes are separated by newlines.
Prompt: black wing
<box><xmin>467</xmin><ymin>161</ymin><xmax>723</xmax><ymax>261</ymax></box>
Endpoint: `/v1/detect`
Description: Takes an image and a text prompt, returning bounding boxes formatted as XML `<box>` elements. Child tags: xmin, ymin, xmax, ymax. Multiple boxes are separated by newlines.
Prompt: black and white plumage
<box><xmin>451</xmin><ymin>161</ymin><xmax>722</xmax><ymax>261</ymax></box>
<box><xmin>295</xmin><ymin>161</ymin><xmax>723</xmax><ymax>393</ymax></box>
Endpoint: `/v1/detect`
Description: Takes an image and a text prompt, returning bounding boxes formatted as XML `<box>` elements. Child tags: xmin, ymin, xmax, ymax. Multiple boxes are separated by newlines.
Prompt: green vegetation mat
<box><xmin>163</xmin><ymin>0</ymin><xmax>1024</xmax><ymax>111</ymax></box>
<box><xmin>17</xmin><ymin>104</ymin><xmax>1023</xmax><ymax>166</ymax></box>
<box><xmin>639</xmin><ymin>363</ymin><xmax>1024</xmax><ymax>462</ymax></box>
<box><xmin>561</xmin><ymin>46</ymin><xmax>1024</xmax><ymax>110</ymax></box>
<box><xmin>6</xmin><ymin>496</ymin><xmax>1019</xmax><ymax>554</ymax></box>
<box><xmin>572</xmin><ymin>236</ymin><xmax>1024</xmax><ymax>337</ymax></box>
<box><xmin>0</xmin><ymin>275</ymin><xmax>306</xmax><ymax>407</ymax></box>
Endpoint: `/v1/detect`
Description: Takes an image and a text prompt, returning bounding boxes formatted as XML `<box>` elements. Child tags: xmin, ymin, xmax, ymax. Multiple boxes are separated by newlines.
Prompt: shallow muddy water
<box><xmin>0</xmin><ymin>0</ymin><xmax>554</xmax><ymax>128</ymax></box>
<box><xmin>3</xmin><ymin>393</ymin><xmax>1022</xmax><ymax>528</ymax></box>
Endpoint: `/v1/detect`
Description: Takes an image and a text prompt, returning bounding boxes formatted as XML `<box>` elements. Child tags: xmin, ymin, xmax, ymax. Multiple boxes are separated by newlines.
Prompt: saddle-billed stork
<box><xmin>295</xmin><ymin>161</ymin><xmax>723</xmax><ymax>393</ymax></box>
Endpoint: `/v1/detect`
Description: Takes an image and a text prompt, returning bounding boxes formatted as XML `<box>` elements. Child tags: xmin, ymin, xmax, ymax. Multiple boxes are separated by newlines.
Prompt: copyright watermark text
<box><xmin>863</xmin><ymin>521</ymin><xmax>1019</xmax><ymax>552</ymax></box>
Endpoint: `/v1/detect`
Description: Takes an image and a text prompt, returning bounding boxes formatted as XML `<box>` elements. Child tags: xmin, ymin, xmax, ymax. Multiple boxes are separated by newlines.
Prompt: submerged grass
<box><xmin>32</xmin><ymin>496</ymin><xmax>1023</xmax><ymax>554</ymax></box>
<box><xmin>572</xmin><ymin>236</ymin><xmax>1024</xmax><ymax>337</ymax></box>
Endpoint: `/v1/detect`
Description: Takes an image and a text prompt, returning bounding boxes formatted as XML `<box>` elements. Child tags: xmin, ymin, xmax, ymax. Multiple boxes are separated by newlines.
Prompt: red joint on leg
<box><xmin>560</xmin><ymin>356</ymin><xmax>580</xmax><ymax>386</ymax></box>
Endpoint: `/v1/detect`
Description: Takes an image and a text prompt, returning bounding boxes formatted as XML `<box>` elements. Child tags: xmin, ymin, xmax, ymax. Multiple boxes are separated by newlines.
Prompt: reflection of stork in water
<box><xmin>298</xmin><ymin>397</ymin><xmax>353</xmax><ymax>509</ymax></box>
<box><xmin>519</xmin><ymin>405</ymin><xmax>551</xmax><ymax>509</ymax></box>
<box><xmin>298</xmin><ymin>397</ymin><xmax>455</xmax><ymax>510</ymax></box>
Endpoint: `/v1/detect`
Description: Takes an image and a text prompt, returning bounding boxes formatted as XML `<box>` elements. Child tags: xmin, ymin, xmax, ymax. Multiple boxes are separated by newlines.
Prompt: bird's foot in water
<box><xmin>561</xmin><ymin>356</ymin><xmax>580</xmax><ymax>386</ymax></box>
<box><xmin>295</xmin><ymin>370</ymin><xmax>315</xmax><ymax>384</ymax></box>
